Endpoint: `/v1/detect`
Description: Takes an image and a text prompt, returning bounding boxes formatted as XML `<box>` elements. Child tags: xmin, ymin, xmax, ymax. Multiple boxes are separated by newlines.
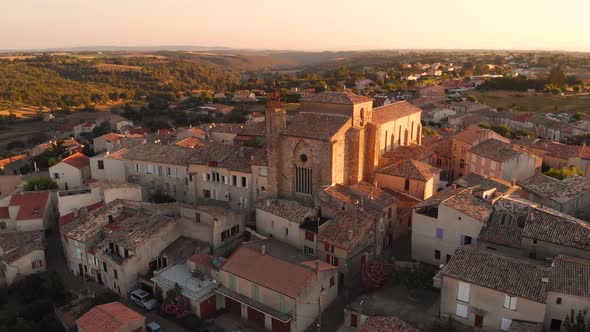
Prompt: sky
<box><xmin>1</xmin><ymin>0</ymin><xmax>590</xmax><ymax>52</ymax></box>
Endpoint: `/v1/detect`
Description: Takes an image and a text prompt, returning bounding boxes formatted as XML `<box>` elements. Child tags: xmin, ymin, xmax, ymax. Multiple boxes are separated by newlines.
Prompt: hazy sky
<box><xmin>1</xmin><ymin>0</ymin><xmax>589</xmax><ymax>51</ymax></box>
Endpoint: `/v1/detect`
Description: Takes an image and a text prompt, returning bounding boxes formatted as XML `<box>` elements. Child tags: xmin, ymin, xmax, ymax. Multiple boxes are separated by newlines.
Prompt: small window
<box><xmin>456</xmin><ymin>303</ymin><xmax>468</xmax><ymax>318</ymax></box>
<box><xmin>463</xmin><ymin>235</ymin><xmax>472</xmax><ymax>246</ymax></box>
<box><xmin>97</xmin><ymin>160</ymin><xmax>104</xmax><ymax>170</ymax></box>
<box><xmin>113</xmin><ymin>269</ymin><xmax>118</xmax><ymax>280</ymax></box>
<box><xmin>435</xmin><ymin>250</ymin><xmax>441</xmax><ymax>260</ymax></box>
<box><xmin>203</xmin><ymin>190</ymin><xmax>211</xmax><ymax>198</ymax></box>
<box><xmin>195</xmin><ymin>213</ymin><xmax>201</xmax><ymax>223</ymax></box>
<box><xmin>504</xmin><ymin>295</ymin><xmax>517</xmax><ymax>310</ymax></box>
<box><xmin>53</xmin><ymin>173</ymin><xmax>60</xmax><ymax>179</ymax></box>
<box><xmin>404</xmin><ymin>178</ymin><xmax>410</xmax><ymax>191</ymax></box>
<box><xmin>300</xmin><ymin>154</ymin><xmax>308</xmax><ymax>163</ymax></box>
<box><xmin>241</xmin><ymin>177</ymin><xmax>247</xmax><ymax>188</ymax></box>
<box><xmin>556</xmin><ymin>297</ymin><xmax>562</xmax><ymax>304</ymax></box>
<box><xmin>304</xmin><ymin>246</ymin><xmax>314</xmax><ymax>256</ymax></box>
<box><xmin>282</xmin><ymin>227</ymin><xmax>288</xmax><ymax>236</ymax></box>
<box><xmin>329</xmin><ymin>276</ymin><xmax>335</xmax><ymax>287</ymax></box>
<box><xmin>232</xmin><ymin>175</ymin><xmax>237</xmax><ymax>186</ymax></box>
<box><xmin>436</xmin><ymin>228</ymin><xmax>444</xmax><ymax>239</ymax></box>
<box><xmin>550</xmin><ymin>319</ymin><xmax>562</xmax><ymax>331</ymax></box>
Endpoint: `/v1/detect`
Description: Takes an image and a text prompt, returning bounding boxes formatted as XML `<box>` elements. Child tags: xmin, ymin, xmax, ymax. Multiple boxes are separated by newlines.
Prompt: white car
<box><xmin>146</xmin><ymin>321</ymin><xmax>164</xmax><ymax>332</ymax></box>
<box><xmin>130</xmin><ymin>289</ymin><xmax>158</xmax><ymax>311</ymax></box>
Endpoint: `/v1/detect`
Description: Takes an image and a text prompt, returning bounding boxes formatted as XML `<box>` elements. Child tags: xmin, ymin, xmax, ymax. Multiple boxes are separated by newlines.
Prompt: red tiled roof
<box><xmin>100</xmin><ymin>133</ymin><xmax>124</xmax><ymax>142</ymax></box>
<box><xmin>62</xmin><ymin>152</ymin><xmax>90</xmax><ymax>169</ymax></box>
<box><xmin>76</xmin><ymin>302</ymin><xmax>144</xmax><ymax>332</ymax></box>
<box><xmin>371</xmin><ymin>101</ymin><xmax>422</xmax><ymax>124</ymax></box>
<box><xmin>378</xmin><ymin>159</ymin><xmax>440</xmax><ymax>181</ymax></box>
<box><xmin>0</xmin><ymin>154</ymin><xmax>28</xmax><ymax>169</ymax></box>
<box><xmin>59</xmin><ymin>123</ymin><xmax>76</xmax><ymax>131</ymax></box>
<box><xmin>60</xmin><ymin>202</ymin><xmax>105</xmax><ymax>226</ymax></box>
<box><xmin>175</xmin><ymin>137</ymin><xmax>205</xmax><ymax>149</ymax></box>
<box><xmin>360</xmin><ymin>316</ymin><xmax>421</xmax><ymax>332</ymax></box>
<box><xmin>220</xmin><ymin>245</ymin><xmax>315</xmax><ymax>298</ymax></box>
<box><xmin>300</xmin><ymin>91</ymin><xmax>373</xmax><ymax>105</ymax></box>
<box><xmin>9</xmin><ymin>191</ymin><xmax>49</xmax><ymax>220</ymax></box>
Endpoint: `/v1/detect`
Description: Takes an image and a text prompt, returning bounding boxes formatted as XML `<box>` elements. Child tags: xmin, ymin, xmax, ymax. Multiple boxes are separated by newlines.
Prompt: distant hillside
<box><xmin>0</xmin><ymin>55</ymin><xmax>240</xmax><ymax>108</ymax></box>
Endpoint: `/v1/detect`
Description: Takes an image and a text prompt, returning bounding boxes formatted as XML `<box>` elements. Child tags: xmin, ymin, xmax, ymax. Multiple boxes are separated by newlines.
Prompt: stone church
<box><xmin>265</xmin><ymin>91</ymin><xmax>423</xmax><ymax>206</ymax></box>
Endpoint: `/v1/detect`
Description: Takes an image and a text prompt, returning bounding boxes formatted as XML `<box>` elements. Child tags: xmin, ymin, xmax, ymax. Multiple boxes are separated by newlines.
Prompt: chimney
<box><xmin>261</xmin><ymin>244</ymin><xmax>266</xmax><ymax>255</ymax></box>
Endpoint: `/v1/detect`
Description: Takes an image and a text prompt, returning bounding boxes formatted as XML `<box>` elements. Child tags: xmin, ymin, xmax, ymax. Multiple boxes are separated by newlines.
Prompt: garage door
<box><xmin>225</xmin><ymin>296</ymin><xmax>241</xmax><ymax>316</ymax></box>
<box><xmin>247</xmin><ymin>307</ymin><xmax>265</xmax><ymax>326</ymax></box>
<box><xmin>200</xmin><ymin>295</ymin><xmax>217</xmax><ymax>319</ymax></box>
<box><xmin>272</xmin><ymin>318</ymin><xmax>291</xmax><ymax>332</ymax></box>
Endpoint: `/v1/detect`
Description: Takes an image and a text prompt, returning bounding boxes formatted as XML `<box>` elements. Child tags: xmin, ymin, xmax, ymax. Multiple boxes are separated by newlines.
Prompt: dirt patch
<box><xmin>471</xmin><ymin>90</ymin><xmax>590</xmax><ymax>114</ymax></box>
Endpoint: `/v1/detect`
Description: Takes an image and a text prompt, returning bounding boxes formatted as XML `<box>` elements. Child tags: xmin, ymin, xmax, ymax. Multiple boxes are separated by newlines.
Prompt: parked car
<box><xmin>130</xmin><ymin>289</ymin><xmax>158</xmax><ymax>311</ymax></box>
<box><xmin>146</xmin><ymin>321</ymin><xmax>165</xmax><ymax>332</ymax></box>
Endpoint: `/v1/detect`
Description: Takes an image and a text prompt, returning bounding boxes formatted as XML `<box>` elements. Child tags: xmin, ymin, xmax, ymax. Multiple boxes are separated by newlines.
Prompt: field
<box><xmin>96</xmin><ymin>63</ymin><xmax>142</xmax><ymax>72</ymax></box>
<box><xmin>470</xmin><ymin>90</ymin><xmax>590</xmax><ymax>114</ymax></box>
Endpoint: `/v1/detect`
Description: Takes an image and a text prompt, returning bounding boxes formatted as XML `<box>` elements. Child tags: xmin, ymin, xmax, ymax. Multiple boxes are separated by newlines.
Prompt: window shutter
<box><xmin>324</xmin><ymin>242</ymin><xmax>329</xmax><ymax>251</ymax></box>
<box><xmin>202</xmin><ymin>173</ymin><xmax>207</xmax><ymax>181</ymax></box>
<box><xmin>31</xmin><ymin>261</ymin><xmax>35</xmax><ymax>269</ymax></box>
<box><xmin>326</xmin><ymin>254</ymin><xmax>330</xmax><ymax>263</ymax></box>
<box><xmin>458</xmin><ymin>282</ymin><xmax>470</xmax><ymax>302</ymax></box>
<box><xmin>504</xmin><ymin>295</ymin><xmax>510</xmax><ymax>308</ymax></box>
<box><xmin>510</xmin><ymin>297</ymin><xmax>517</xmax><ymax>310</ymax></box>
<box><xmin>334</xmin><ymin>257</ymin><xmax>339</xmax><ymax>266</ymax></box>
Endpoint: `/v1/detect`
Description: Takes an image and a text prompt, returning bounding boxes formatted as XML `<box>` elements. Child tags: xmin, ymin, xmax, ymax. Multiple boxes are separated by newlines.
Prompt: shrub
<box><xmin>24</xmin><ymin>176</ymin><xmax>58</xmax><ymax>191</ymax></box>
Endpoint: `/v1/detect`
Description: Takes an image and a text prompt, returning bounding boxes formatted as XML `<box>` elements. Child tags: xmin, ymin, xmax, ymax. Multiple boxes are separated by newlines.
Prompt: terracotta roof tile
<box><xmin>549</xmin><ymin>255</ymin><xmax>590</xmax><ymax>297</ymax></box>
<box><xmin>371</xmin><ymin>102</ymin><xmax>422</xmax><ymax>124</ymax></box>
<box><xmin>257</xmin><ymin>199</ymin><xmax>316</xmax><ymax>224</ymax></box>
<box><xmin>359</xmin><ymin>316</ymin><xmax>421</xmax><ymax>332</ymax></box>
<box><xmin>319</xmin><ymin>210</ymin><xmax>376</xmax><ymax>249</ymax></box>
<box><xmin>175</xmin><ymin>137</ymin><xmax>206</xmax><ymax>149</ymax></box>
<box><xmin>300</xmin><ymin>91</ymin><xmax>373</xmax><ymax>105</ymax></box>
<box><xmin>380</xmin><ymin>145</ymin><xmax>434</xmax><ymax>166</ymax></box>
<box><xmin>123</xmin><ymin>143</ymin><xmax>198</xmax><ymax>166</ymax></box>
<box><xmin>378</xmin><ymin>160</ymin><xmax>440</xmax><ymax>181</ymax></box>
<box><xmin>471</xmin><ymin>139</ymin><xmax>522</xmax><ymax>162</ymax></box>
<box><xmin>0</xmin><ymin>154</ymin><xmax>28</xmax><ymax>170</ymax></box>
<box><xmin>518</xmin><ymin>174</ymin><xmax>590</xmax><ymax>204</ymax></box>
<box><xmin>283</xmin><ymin>112</ymin><xmax>351</xmax><ymax>141</ymax></box>
<box><xmin>220</xmin><ymin>245</ymin><xmax>315</xmax><ymax>298</ymax></box>
<box><xmin>62</xmin><ymin>152</ymin><xmax>90</xmax><ymax>169</ymax></box>
<box><xmin>9</xmin><ymin>191</ymin><xmax>49</xmax><ymax>220</ymax></box>
<box><xmin>0</xmin><ymin>231</ymin><xmax>44</xmax><ymax>264</ymax></box>
<box><xmin>441</xmin><ymin>247</ymin><xmax>550</xmax><ymax>303</ymax></box>
<box><xmin>76</xmin><ymin>302</ymin><xmax>144</xmax><ymax>332</ymax></box>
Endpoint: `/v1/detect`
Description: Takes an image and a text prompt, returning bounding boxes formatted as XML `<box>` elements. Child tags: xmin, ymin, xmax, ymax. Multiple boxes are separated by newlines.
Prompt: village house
<box><xmin>0</xmin><ymin>231</ymin><xmax>45</xmax><ymax>286</ymax></box>
<box><xmin>412</xmin><ymin>186</ymin><xmax>494</xmax><ymax>265</ymax></box>
<box><xmin>73</xmin><ymin>122</ymin><xmax>96</xmax><ymax>139</ymax></box>
<box><xmin>93</xmin><ymin>133</ymin><xmax>124</xmax><ymax>153</ymax></box>
<box><xmin>76</xmin><ymin>301</ymin><xmax>145</xmax><ymax>332</ymax></box>
<box><xmin>202</xmin><ymin>123</ymin><xmax>244</xmax><ymax>144</ymax></box>
<box><xmin>467</xmin><ymin>138</ymin><xmax>541</xmax><ymax>182</ymax></box>
<box><xmin>62</xmin><ymin>137</ymin><xmax>84</xmax><ymax>154</ymax></box>
<box><xmin>423</xmin><ymin>134</ymin><xmax>453</xmax><ymax>183</ymax></box>
<box><xmin>376</xmin><ymin>159</ymin><xmax>441</xmax><ymax>200</ymax></box>
<box><xmin>439</xmin><ymin>246</ymin><xmax>548</xmax><ymax>331</ymax></box>
<box><xmin>198</xmin><ymin>103</ymin><xmax>234</xmax><ymax>118</ymax></box>
<box><xmin>255</xmin><ymin>198</ymin><xmax>317</xmax><ymax>251</ymax></box>
<box><xmin>214</xmin><ymin>239</ymin><xmax>339</xmax><ymax>332</ymax></box>
<box><xmin>0</xmin><ymin>175</ymin><xmax>22</xmax><ymax>199</ymax></box>
<box><xmin>60</xmin><ymin>200</ymin><xmax>180</xmax><ymax>294</ymax></box>
<box><xmin>450</xmin><ymin>126</ymin><xmax>509</xmax><ymax>181</ymax></box>
<box><xmin>176</xmin><ymin>203</ymin><xmax>246</xmax><ymax>255</ymax></box>
<box><xmin>232</xmin><ymin>90</ymin><xmax>257</xmax><ymax>102</ymax></box>
<box><xmin>150</xmin><ymin>254</ymin><xmax>219</xmax><ymax>319</ymax></box>
<box><xmin>0</xmin><ymin>154</ymin><xmax>30</xmax><ymax>175</ymax></box>
<box><xmin>454</xmin><ymin>172</ymin><xmax>520</xmax><ymax>197</ymax></box>
<box><xmin>90</xmin><ymin>148</ymin><xmax>130</xmax><ymax>184</ymax></box>
<box><xmin>512</xmin><ymin>139</ymin><xmax>590</xmax><ymax>173</ymax></box>
<box><xmin>378</xmin><ymin>144</ymin><xmax>435</xmax><ymax>169</ymax></box>
<box><xmin>478</xmin><ymin>197</ymin><xmax>590</xmax><ymax>261</ymax></box>
<box><xmin>188</xmin><ymin>142</ymin><xmax>267</xmax><ymax>215</ymax></box>
<box><xmin>518</xmin><ymin>173</ymin><xmax>590</xmax><ymax>220</ymax></box>
<box><xmin>0</xmin><ymin>191</ymin><xmax>52</xmax><ymax>232</ymax></box>
<box><xmin>176</xmin><ymin>126</ymin><xmax>207</xmax><ymax>141</ymax></box>
<box><xmin>56</xmin><ymin>180</ymin><xmax>142</xmax><ymax>216</ymax></box>
<box><xmin>545</xmin><ymin>255</ymin><xmax>590</xmax><ymax>331</ymax></box>
<box><xmin>344</xmin><ymin>295</ymin><xmax>421</xmax><ymax>331</ymax></box>
<box><xmin>449</xmin><ymin>101</ymin><xmax>494</xmax><ymax>114</ymax></box>
<box><xmin>49</xmin><ymin>152</ymin><xmax>91</xmax><ymax>190</ymax></box>
<box><xmin>123</xmin><ymin>143</ymin><xmax>198</xmax><ymax>202</ymax></box>
<box><xmin>106</xmin><ymin>115</ymin><xmax>134</xmax><ymax>133</ymax></box>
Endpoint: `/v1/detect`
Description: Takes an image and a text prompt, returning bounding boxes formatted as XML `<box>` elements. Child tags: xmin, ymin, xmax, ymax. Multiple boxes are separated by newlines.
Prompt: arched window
<box><xmin>384</xmin><ymin>130</ymin><xmax>388</xmax><ymax>151</ymax></box>
<box><xmin>404</xmin><ymin>178</ymin><xmax>410</xmax><ymax>191</ymax></box>
<box><xmin>390</xmin><ymin>134</ymin><xmax>395</xmax><ymax>151</ymax></box>
<box><xmin>398</xmin><ymin>126</ymin><xmax>402</xmax><ymax>146</ymax></box>
<box><xmin>359</xmin><ymin>108</ymin><xmax>365</xmax><ymax>127</ymax></box>
<box><xmin>411</xmin><ymin>121</ymin><xmax>414</xmax><ymax>140</ymax></box>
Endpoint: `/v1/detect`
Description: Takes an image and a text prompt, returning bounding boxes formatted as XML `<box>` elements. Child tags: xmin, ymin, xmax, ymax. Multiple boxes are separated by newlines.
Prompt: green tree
<box><xmin>423</xmin><ymin>127</ymin><xmax>440</xmax><ymax>136</ymax></box>
<box><xmin>24</xmin><ymin>176</ymin><xmax>58</xmax><ymax>191</ymax></box>
<box><xmin>544</xmin><ymin>166</ymin><xmax>584</xmax><ymax>180</ymax></box>
<box><xmin>548</xmin><ymin>67</ymin><xmax>566</xmax><ymax>88</ymax></box>
<box><xmin>490</xmin><ymin>125</ymin><xmax>512</xmax><ymax>138</ymax></box>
